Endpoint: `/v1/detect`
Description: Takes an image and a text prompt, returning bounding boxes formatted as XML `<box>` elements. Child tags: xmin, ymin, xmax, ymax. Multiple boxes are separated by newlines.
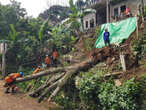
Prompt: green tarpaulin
<box><xmin>95</xmin><ymin>17</ymin><xmax>137</xmax><ymax>48</ymax></box>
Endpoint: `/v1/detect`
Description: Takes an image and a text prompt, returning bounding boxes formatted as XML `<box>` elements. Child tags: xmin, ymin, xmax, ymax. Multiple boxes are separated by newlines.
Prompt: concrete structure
<box><xmin>83</xmin><ymin>12</ymin><xmax>96</xmax><ymax>30</ymax></box>
<box><xmin>85</xmin><ymin>0</ymin><xmax>106</xmax><ymax>8</ymax></box>
<box><xmin>78</xmin><ymin>0</ymin><xmax>146</xmax><ymax>30</ymax></box>
<box><xmin>109</xmin><ymin>0</ymin><xmax>145</xmax><ymax>22</ymax></box>
<box><xmin>82</xmin><ymin>0</ymin><xmax>107</xmax><ymax>30</ymax></box>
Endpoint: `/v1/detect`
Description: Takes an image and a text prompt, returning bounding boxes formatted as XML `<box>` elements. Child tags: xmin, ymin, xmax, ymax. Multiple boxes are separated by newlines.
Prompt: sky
<box><xmin>0</xmin><ymin>0</ymin><xmax>77</xmax><ymax>17</ymax></box>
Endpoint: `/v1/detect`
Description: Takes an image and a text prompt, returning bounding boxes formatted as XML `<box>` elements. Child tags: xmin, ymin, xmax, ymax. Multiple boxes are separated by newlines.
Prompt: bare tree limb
<box><xmin>29</xmin><ymin>73</ymin><xmax>65</xmax><ymax>97</ymax></box>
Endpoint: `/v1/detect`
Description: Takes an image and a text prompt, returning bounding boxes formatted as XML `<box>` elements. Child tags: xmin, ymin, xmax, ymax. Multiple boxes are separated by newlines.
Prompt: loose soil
<box><xmin>0</xmin><ymin>81</ymin><xmax>60</xmax><ymax>110</ymax></box>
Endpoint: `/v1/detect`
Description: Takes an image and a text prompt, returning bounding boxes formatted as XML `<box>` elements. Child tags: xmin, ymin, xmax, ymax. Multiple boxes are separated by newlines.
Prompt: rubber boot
<box><xmin>11</xmin><ymin>87</ymin><xmax>15</xmax><ymax>94</ymax></box>
<box><xmin>5</xmin><ymin>88</ymin><xmax>10</xmax><ymax>94</ymax></box>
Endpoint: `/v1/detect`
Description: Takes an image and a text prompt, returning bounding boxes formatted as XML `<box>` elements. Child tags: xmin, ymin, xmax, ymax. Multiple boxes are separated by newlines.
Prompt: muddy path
<box><xmin>0</xmin><ymin>81</ymin><xmax>54</xmax><ymax>110</ymax></box>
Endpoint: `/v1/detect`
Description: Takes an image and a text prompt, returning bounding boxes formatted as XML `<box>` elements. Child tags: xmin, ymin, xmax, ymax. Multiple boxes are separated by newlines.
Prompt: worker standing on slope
<box><xmin>52</xmin><ymin>49</ymin><xmax>58</xmax><ymax>67</ymax></box>
<box><xmin>103</xmin><ymin>29</ymin><xmax>110</xmax><ymax>47</ymax></box>
<box><xmin>4</xmin><ymin>72</ymin><xmax>23</xmax><ymax>94</ymax></box>
<box><xmin>45</xmin><ymin>55</ymin><xmax>51</xmax><ymax>67</ymax></box>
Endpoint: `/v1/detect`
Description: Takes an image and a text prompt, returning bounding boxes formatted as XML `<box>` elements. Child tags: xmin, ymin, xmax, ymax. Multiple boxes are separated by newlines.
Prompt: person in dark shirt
<box><xmin>103</xmin><ymin>29</ymin><xmax>110</xmax><ymax>46</ymax></box>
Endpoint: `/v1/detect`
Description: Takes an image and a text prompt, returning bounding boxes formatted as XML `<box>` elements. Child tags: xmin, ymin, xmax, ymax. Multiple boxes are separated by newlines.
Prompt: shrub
<box><xmin>77</xmin><ymin>72</ymin><xmax>141</xmax><ymax>110</ymax></box>
<box><xmin>55</xmin><ymin>92</ymin><xmax>77</xmax><ymax>110</ymax></box>
<box><xmin>55</xmin><ymin>79</ymin><xmax>79</xmax><ymax>110</ymax></box>
<box><xmin>138</xmin><ymin>74</ymin><xmax>146</xmax><ymax>110</ymax></box>
<box><xmin>76</xmin><ymin>73</ymin><xmax>102</xmax><ymax>110</ymax></box>
<box><xmin>132</xmin><ymin>34</ymin><xmax>146</xmax><ymax>61</ymax></box>
<box><xmin>99</xmin><ymin>78</ymin><xmax>140</xmax><ymax>110</ymax></box>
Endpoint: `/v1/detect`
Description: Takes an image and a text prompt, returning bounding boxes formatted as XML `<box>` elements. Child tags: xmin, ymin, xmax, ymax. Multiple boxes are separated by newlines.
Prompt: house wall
<box><xmin>83</xmin><ymin>13</ymin><xmax>96</xmax><ymax>30</ymax></box>
<box><xmin>110</xmin><ymin>0</ymin><xmax>142</xmax><ymax>22</ymax></box>
<box><xmin>144</xmin><ymin>0</ymin><xmax>146</xmax><ymax>5</ymax></box>
<box><xmin>85</xmin><ymin>0</ymin><xmax>106</xmax><ymax>8</ymax></box>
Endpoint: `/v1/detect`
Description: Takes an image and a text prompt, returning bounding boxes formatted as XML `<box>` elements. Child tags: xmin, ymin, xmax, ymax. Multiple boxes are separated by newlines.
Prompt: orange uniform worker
<box><xmin>52</xmin><ymin>50</ymin><xmax>58</xmax><ymax>66</ymax></box>
<box><xmin>45</xmin><ymin>55</ymin><xmax>51</xmax><ymax>67</ymax></box>
<box><xmin>33</xmin><ymin>66</ymin><xmax>41</xmax><ymax>74</ymax></box>
<box><xmin>5</xmin><ymin>72</ymin><xmax>23</xmax><ymax>93</ymax></box>
<box><xmin>52</xmin><ymin>51</ymin><xmax>58</xmax><ymax>60</ymax></box>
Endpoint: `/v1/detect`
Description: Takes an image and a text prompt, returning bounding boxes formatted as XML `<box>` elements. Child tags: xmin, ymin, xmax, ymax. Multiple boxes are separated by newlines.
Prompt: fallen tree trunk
<box><xmin>47</xmin><ymin>58</ymin><xmax>95</xmax><ymax>102</ymax></box>
<box><xmin>38</xmin><ymin>80</ymin><xmax>59</xmax><ymax>103</ymax></box>
<box><xmin>38</xmin><ymin>58</ymin><xmax>96</xmax><ymax>102</ymax></box>
<box><xmin>16</xmin><ymin>48</ymin><xmax>110</xmax><ymax>83</ymax></box>
<box><xmin>17</xmin><ymin>47</ymin><xmax>116</xmax><ymax>84</ymax></box>
<box><xmin>26</xmin><ymin>74</ymin><xmax>52</xmax><ymax>92</ymax></box>
<box><xmin>15</xmin><ymin>47</ymin><xmax>115</xmax><ymax>103</ymax></box>
<box><xmin>104</xmin><ymin>72</ymin><xmax>123</xmax><ymax>77</ymax></box>
<box><xmin>36</xmin><ymin>47</ymin><xmax>115</xmax><ymax>103</ymax></box>
<box><xmin>47</xmin><ymin>70</ymin><xmax>124</xmax><ymax>102</ymax></box>
<box><xmin>16</xmin><ymin>64</ymin><xmax>81</xmax><ymax>83</ymax></box>
<box><xmin>16</xmin><ymin>67</ymin><xmax>65</xmax><ymax>83</ymax></box>
<box><xmin>29</xmin><ymin>73</ymin><xmax>65</xmax><ymax>97</ymax></box>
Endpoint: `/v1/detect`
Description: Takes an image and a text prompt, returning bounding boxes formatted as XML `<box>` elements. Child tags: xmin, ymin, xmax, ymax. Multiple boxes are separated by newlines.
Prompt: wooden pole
<box><xmin>136</xmin><ymin>16</ymin><xmax>139</xmax><ymax>39</ymax></box>
<box><xmin>120</xmin><ymin>52</ymin><xmax>126</xmax><ymax>72</ymax></box>
<box><xmin>141</xmin><ymin>0</ymin><xmax>144</xmax><ymax>21</ymax></box>
<box><xmin>2</xmin><ymin>43</ymin><xmax>6</xmax><ymax>78</ymax></box>
<box><xmin>106</xmin><ymin>0</ymin><xmax>109</xmax><ymax>23</ymax></box>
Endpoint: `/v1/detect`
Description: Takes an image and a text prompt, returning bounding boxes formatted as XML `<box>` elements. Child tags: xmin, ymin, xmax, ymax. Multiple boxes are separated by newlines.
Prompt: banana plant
<box><xmin>8</xmin><ymin>24</ymin><xmax>18</xmax><ymax>41</ymax></box>
<box><xmin>38</xmin><ymin>18</ymin><xmax>49</xmax><ymax>42</ymax></box>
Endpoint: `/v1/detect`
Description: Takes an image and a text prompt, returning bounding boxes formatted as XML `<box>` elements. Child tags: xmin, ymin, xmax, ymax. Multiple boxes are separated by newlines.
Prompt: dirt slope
<box><xmin>0</xmin><ymin>81</ymin><xmax>48</xmax><ymax>110</ymax></box>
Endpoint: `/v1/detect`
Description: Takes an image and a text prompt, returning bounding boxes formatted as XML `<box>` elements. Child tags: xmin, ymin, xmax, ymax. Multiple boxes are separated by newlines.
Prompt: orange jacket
<box><xmin>52</xmin><ymin>51</ymin><xmax>58</xmax><ymax>59</ymax></box>
<box><xmin>33</xmin><ymin>67</ymin><xmax>40</xmax><ymax>74</ymax></box>
<box><xmin>5</xmin><ymin>73</ymin><xmax>20</xmax><ymax>83</ymax></box>
<box><xmin>45</xmin><ymin>56</ymin><xmax>50</xmax><ymax>65</ymax></box>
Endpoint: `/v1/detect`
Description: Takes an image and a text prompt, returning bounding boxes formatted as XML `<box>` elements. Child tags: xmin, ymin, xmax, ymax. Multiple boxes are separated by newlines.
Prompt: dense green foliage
<box><xmin>0</xmin><ymin>1</ymin><xmax>76</xmax><ymax>74</ymax></box>
<box><xmin>132</xmin><ymin>30</ymin><xmax>146</xmax><ymax>67</ymax></box>
<box><xmin>138</xmin><ymin>74</ymin><xmax>146</xmax><ymax>109</ymax></box>
<box><xmin>132</xmin><ymin>36</ymin><xmax>146</xmax><ymax>59</ymax></box>
<box><xmin>76</xmin><ymin>73</ymin><xmax>102</xmax><ymax>110</ymax></box>
<box><xmin>76</xmin><ymin>73</ymin><xmax>142</xmax><ymax>110</ymax></box>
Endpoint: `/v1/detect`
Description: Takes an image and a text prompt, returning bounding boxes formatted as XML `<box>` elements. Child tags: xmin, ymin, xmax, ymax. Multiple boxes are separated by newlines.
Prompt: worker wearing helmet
<box><xmin>33</xmin><ymin>66</ymin><xmax>41</xmax><ymax>74</ymax></box>
<box><xmin>4</xmin><ymin>72</ymin><xmax>23</xmax><ymax>94</ymax></box>
<box><xmin>45</xmin><ymin>55</ymin><xmax>51</xmax><ymax>67</ymax></box>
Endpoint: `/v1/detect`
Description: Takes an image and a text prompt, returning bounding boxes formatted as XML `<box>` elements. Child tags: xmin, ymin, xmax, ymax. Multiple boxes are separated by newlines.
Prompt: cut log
<box><xmin>26</xmin><ymin>75</ymin><xmax>51</xmax><ymax>92</ymax></box>
<box><xmin>37</xmin><ymin>81</ymin><xmax>59</xmax><ymax>103</ymax></box>
<box><xmin>47</xmin><ymin>71</ymin><xmax>124</xmax><ymax>102</ymax></box>
<box><xmin>16</xmin><ymin>67</ymin><xmax>65</xmax><ymax>83</ymax></box>
<box><xmin>37</xmin><ymin>58</ymin><xmax>94</xmax><ymax>103</ymax></box>
<box><xmin>42</xmin><ymin>58</ymin><xmax>96</xmax><ymax>102</ymax></box>
<box><xmin>104</xmin><ymin>72</ymin><xmax>123</xmax><ymax>77</ymax></box>
<box><xmin>29</xmin><ymin>73</ymin><xmax>65</xmax><ymax>97</ymax></box>
<box><xmin>16</xmin><ymin>47</ymin><xmax>113</xmax><ymax>84</ymax></box>
<box><xmin>48</xmin><ymin>86</ymin><xmax>60</xmax><ymax>102</ymax></box>
<box><xmin>15</xmin><ymin>47</ymin><xmax>114</xmax><ymax>103</ymax></box>
<box><xmin>36</xmin><ymin>47</ymin><xmax>114</xmax><ymax>102</ymax></box>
